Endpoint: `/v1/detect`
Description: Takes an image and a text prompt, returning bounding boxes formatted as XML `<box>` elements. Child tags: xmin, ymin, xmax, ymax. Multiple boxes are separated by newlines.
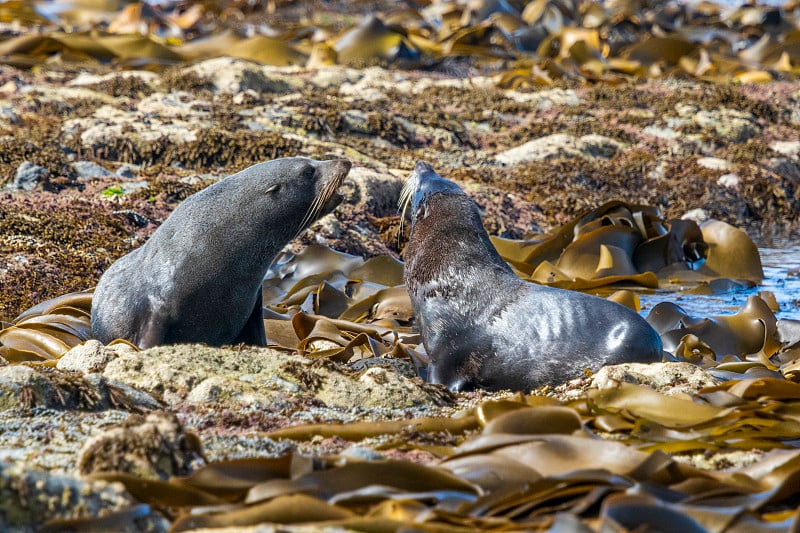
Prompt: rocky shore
<box><xmin>1</xmin><ymin>0</ymin><xmax>800</xmax><ymax>530</ymax></box>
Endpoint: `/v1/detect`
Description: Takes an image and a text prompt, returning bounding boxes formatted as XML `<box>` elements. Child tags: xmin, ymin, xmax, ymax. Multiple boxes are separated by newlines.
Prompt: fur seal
<box><xmin>92</xmin><ymin>157</ymin><xmax>351</xmax><ymax>349</ymax></box>
<box><xmin>400</xmin><ymin>162</ymin><xmax>663</xmax><ymax>392</ymax></box>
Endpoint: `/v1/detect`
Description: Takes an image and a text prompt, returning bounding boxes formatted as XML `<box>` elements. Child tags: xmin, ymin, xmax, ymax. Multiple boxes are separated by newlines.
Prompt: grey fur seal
<box><xmin>400</xmin><ymin>162</ymin><xmax>663</xmax><ymax>392</ymax></box>
<box><xmin>92</xmin><ymin>157</ymin><xmax>351</xmax><ymax>349</ymax></box>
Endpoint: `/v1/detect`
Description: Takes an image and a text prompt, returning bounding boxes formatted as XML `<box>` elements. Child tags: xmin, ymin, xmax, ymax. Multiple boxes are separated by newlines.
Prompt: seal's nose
<box><xmin>414</xmin><ymin>161</ymin><xmax>435</xmax><ymax>175</ymax></box>
<box><xmin>328</xmin><ymin>159</ymin><xmax>352</xmax><ymax>174</ymax></box>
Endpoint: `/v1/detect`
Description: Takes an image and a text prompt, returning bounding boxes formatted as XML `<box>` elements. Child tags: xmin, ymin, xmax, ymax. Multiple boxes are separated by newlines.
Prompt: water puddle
<box><xmin>638</xmin><ymin>247</ymin><xmax>800</xmax><ymax>320</ymax></box>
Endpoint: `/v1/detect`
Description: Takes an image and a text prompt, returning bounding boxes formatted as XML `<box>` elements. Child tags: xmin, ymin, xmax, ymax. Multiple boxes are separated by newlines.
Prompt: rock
<box><xmin>1</xmin><ymin>359</ymin><xmax>158</xmax><ymax>411</ymax></box>
<box><xmin>137</xmin><ymin>91</ymin><xmax>208</xmax><ymax>119</ymax></box>
<box><xmin>696</xmin><ymin>157</ymin><xmax>731</xmax><ymax>171</ymax></box>
<box><xmin>120</xmin><ymin>180</ymin><xmax>150</xmax><ymax>194</ymax></box>
<box><xmin>69</xmin><ymin>70</ymin><xmax>160</xmax><ymax>87</ymax></box>
<box><xmin>339</xmin><ymin>67</ymin><xmax>400</xmax><ymax>101</ymax></box>
<box><xmin>310</xmin><ymin>66</ymin><xmax>363</xmax><ymax>89</ymax></box>
<box><xmin>115</xmin><ymin>164</ymin><xmax>138</xmax><ymax>179</ymax></box>
<box><xmin>496</xmin><ymin>134</ymin><xmax>583</xmax><ymax>164</ymax></box>
<box><xmin>7</xmin><ymin>161</ymin><xmax>49</xmax><ymax>191</ymax></box>
<box><xmin>84</xmin><ymin>374</ymin><xmax>162</xmax><ymax>411</ymax></box>
<box><xmin>690</xmin><ymin>108</ymin><xmax>760</xmax><ymax>143</ymax></box>
<box><xmin>0</xmin><ymin>462</ymin><xmax>163</xmax><ymax>532</ymax></box>
<box><xmin>590</xmin><ymin>362</ymin><xmax>721</xmax><ymax>396</ymax></box>
<box><xmin>580</xmin><ymin>134</ymin><xmax>627</xmax><ymax>158</ymax></box>
<box><xmin>717</xmin><ymin>173</ymin><xmax>740</xmax><ymax>188</ymax></box>
<box><xmin>496</xmin><ymin>133</ymin><xmax>625</xmax><ymax>165</ymax></box>
<box><xmin>78</xmin><ymin>412</ymin><xmax>203</xmax><ymax>479</ymax></box>
<box><xmin>682</xmin><ymin>208</ymin><xmax>709</xmax><ymax>224</ymax></box>
<box><xmin>71</xmin><ymin>160</ymin><xmax>112</xmax><ymax>179</ymax></box>
<box><xmin>64</xmin><ymin>102</ymin><xmax>213</xmax><ymax>149</ymax></box>
<box><xmin>0</xmin><ymin>365</ymin><xmax>55</xmax><ymax>409</ymax></box>
<box><xmin>504</xmin><ymin>88</ymin><xmax>583</xmax><ymax>109</ymax></box>
<box><xmin>0</xmin><ymin>105</ymin><xmax>19</xmax><ymax>126</ymax></box>
<box><xmin>341</xmin><ymin>446</ymin><xmax>386</xmax><ymax>461</ymax></box>
<box><xmin>339</xmin><ymin>166</ymin><xmax>404</xmax><ymax>217</ymax></box>
<box><xmin>643</xmin><ymin>125</ymin><xmax>680</xmax><ymax>140</ymax></box>
<box><xmin>184</xmin><ymin>58</ymin><xmax>303</xmax><ymax>94</ymax></box>
<box><xmin>57</xmin><ymin>340</ymin><xmax>133</xmax><ymax>374</ymax></box>
<box><xmin>770</xmin><ymin>140</ymin><xmax>800</xmax><ymax>158</ymax></box>
<box><xmin>767</xmin><ymin>158</ymin><xmax>800</xmax><ymax>182</ymax></box>
<box><xmin>101</xmin><ymin>345</ymin><xmax>440</xmax><ymax>409</ymax></box>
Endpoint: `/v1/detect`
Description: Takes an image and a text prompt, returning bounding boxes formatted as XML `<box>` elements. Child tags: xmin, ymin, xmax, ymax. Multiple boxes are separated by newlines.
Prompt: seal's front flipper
<box><xmin>137</xmin><ymin>315</ymin><xmax>168</xmax><ymax>350</ymax></box>
<box><xmin>233</xmin><ymin>294</ymin><xmax>267</xmax><ymax>346</ymax></box>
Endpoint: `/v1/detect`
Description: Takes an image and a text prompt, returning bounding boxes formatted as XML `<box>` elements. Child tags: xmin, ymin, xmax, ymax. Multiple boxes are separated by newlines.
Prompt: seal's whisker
<box><xmin>296</xmin><ymin>170</ymin><xmax>344</xmax><ymax>239</ymax></box>
<box><xmin>397</xmin><ymin>173</ymin><xmax>416</xmax><ymax>246</ymax></box>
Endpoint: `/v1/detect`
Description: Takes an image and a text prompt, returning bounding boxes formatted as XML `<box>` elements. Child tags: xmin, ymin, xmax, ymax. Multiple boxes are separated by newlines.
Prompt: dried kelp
<box><xmin>0</xmin><ymin>290</ymin><xmax>93</xmax><ymax>362</ymax></box>
<box><xmin>47</xmin><ymin>384</ymin><xmax>800</xmax><ymax>531</ymax></box>
<box><xmin>490</xmin><ymin>200</ymin><xmax>763</xmax><ymax>290</ymax></box>
<box><xmin>0</xmin><ymin>1</ymin><xmax>796</xmax><ymax>82</ymax></box>
<box><xmin>1</xmin><ymin>197</ymin><xmax>794</xmax><ymax>384</ymax></box>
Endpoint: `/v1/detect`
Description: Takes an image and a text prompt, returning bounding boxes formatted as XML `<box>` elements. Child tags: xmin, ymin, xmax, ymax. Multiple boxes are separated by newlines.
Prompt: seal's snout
<box><xmin>319</xmin><ymin>158</ymin><xmax>352</xmax><ymax>181</ymax></box>
<box><xmin>329</xmin><ymin>158</ymin><xmax>352</xmax><ymax>175</ymax></box>
<box><xmin>414</xmin><ymin>161</ymin><xmax>436</xmax><ymax>176</ymax></box>
<box><xmin>411</xmin><ymin>162</ymin><xmax>464</xmax><ymax>206</ymax></box>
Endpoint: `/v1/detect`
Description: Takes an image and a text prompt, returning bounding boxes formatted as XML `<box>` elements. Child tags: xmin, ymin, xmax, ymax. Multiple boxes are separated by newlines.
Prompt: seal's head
<box><xmin>223</xmin><ymin>157</ymin><xmax>351</xmax><ymax>241</ymax></box>
<box><xmin>399</xmin><ymin>161</ymin><xmax>465</xmax><ymax>228</ymax></box>
<box><xmin>399</xmin><ymin>161</ymin><xmax>510</xmax><ymax>293</ymax></box>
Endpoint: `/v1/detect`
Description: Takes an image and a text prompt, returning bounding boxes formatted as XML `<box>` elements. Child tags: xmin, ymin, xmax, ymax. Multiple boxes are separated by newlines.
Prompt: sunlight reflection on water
<box><xmin>638</xmin><ymin>247</ymin><xmax>800</xmax><ymax>320</ymax></box>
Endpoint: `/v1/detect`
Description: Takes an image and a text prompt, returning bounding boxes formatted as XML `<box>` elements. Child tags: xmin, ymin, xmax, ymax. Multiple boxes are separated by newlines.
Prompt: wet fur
<box><xmin>92</xmin><ymin>157</ymin><xmax>351</xmax><ymax>348</ymax></box>
<box><xmin>403</xmin><ymin>162</ymin><xmax>663</xmax><ymax>392</ymax></box>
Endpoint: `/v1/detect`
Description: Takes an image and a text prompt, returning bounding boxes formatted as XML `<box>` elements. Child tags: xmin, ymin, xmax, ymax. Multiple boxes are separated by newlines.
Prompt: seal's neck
<box><xmin>404</xmin><ymin>194</ymin><xmax>515</xmax><ymax>293</ymax></box>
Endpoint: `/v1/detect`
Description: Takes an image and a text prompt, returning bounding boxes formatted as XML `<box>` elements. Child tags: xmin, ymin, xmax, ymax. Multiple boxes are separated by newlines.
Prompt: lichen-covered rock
<box><xmin>0</xmin><ymin>461</ymin><xmax>164</xmax><ymax>533</ymax></box>
<box><xmin>183</xmin><ymin>58</ymin><xmax>303</xmax><ymax>94</ymax></box>
<box><xmin>696</xmin><ymin>157</ymin><xmax>731</xmax><ymax>171</ymax></box>
<box><xmin>57</xmin><ymin>340</ymin><xmax>132</xmax><ymax>374</ymax></box>
<box><xmin>677</xmin><ymin>105</ymin><xmax>761</xmax><ymax>143</ymax></box>
<box><xmin>504</xmin><ymin>88</ymin><xmax>583</xmax><ymax>109</ymax></box>
<box><xmin>101</xmin><ymin>345</ymin><xmax>440</xmax><ymax>409</ymax></box>
<box><xmin>0</xmin><ymin>365</ymin><xmax>56</xmax><ymax>410</ymax></box>
<box><xmin>590</xmin><ymin>362</ymin><xmax>721</xmax><ymax>396</ymax></box>
<box><xmin>770</xmin><ymin>140</ymin><xmax>800</xmax><ymax>159</ymax></box>
<box><xmin>78</xmin><ymin>411</ymin><xmax>203</xmax><ymax>479</ymax></box>
<box><xmin>496</xmin><ymin>133</ymin><xmax>626</xmax><ymax>165</ymax></box>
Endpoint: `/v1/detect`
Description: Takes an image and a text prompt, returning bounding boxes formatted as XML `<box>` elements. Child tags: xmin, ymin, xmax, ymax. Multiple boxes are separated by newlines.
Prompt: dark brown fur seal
<box><xmin>401</xmin><ymin>162</ymin><xmax>663</xmax><ymax>392</ymax></box>
<box><xmin>92</xmin><ymin>157</ymin><xmax>351</xmax><ymax>349</ymax></box>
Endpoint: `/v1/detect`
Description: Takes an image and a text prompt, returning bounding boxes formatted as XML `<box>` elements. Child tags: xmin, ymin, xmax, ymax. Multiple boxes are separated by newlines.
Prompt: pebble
<box><xmin>696</xmin><ymin>157</ymin><xmax>731</xmax><ymax>171</ymax></box>
<box><xmin>72</xmin><ymin>160</ymin><xmax>112</xmax><ymax>179</ymax></box>
<box><xmin>770</xmin><ymin>140</ymin><xmax>800</xmax><ymax>158</ymax></box>
<box><xmin>7</xmin><ymin>161</ymin><xmax>49</xmax><ymax>191</ymax></box>
<box><xmin>682</xmin><ymin>208</ymin><xmax>709</xmax><ymax>223</ymax></box>
<box><xmin>717</xmin><ymin>173</ymin><xmax>740</xmax><ymax>188</ymax></box>
<box><xmin>116</xmin><ymin>164</ymin><xmax>138</xmax><ymax>179</ymax></box>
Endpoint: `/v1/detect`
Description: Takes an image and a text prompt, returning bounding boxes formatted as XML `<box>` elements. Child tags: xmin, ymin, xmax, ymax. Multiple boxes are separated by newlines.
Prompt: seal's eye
<box><xmin>265</xmin><ymin>184</ymin><xmax>280</xmax><ymax>194</ymax></box>
<box><xmin>303</xmin><ymin>166</ymin><xmax>316</xmax><ymax>180</ymax></box>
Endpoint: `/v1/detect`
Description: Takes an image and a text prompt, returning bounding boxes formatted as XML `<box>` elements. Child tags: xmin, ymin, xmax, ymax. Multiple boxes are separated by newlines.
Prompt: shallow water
<box><xmin>638</xmin><ymin>247</ymin><xmax>800</xmax><ymax>321</ymax></box>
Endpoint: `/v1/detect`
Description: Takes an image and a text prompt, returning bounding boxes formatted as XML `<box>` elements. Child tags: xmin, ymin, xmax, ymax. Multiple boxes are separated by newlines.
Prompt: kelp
<box><xmin>47</xmin><ymin>382</ymin><xmax>800</xmax><ymax>531</ymax></box>
<box><xmin>1</xmin><ymin>195</ymin><xmax>793</xmax><ymax>385</ymax></box>
<box><xmin>0</xmin><ymin>290</ymin><xmax>93</xmax><ymax>363</ymax></box>
<box><xmin>490</xmin><ymin>200</ymin><xmax>763</xmax><ymax>290</ymax></box>
<box><xmin>0</xmin><ymin>1</ymin><xmax>793</xmax><ymax>81</ymax></box>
